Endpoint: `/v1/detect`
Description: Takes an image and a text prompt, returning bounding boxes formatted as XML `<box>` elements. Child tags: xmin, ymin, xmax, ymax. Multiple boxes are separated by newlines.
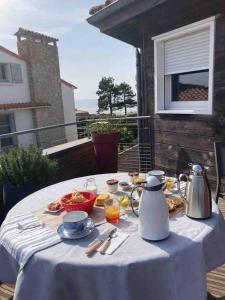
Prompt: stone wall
<box><xmin>17</xmin><ymin>39</ymin><xmax>66</xmax><ymax>148</ymax></box>
<box><xmin>140</xmin><ymin>1</ymin><xmax>225</xmax><ymax>186</ymax></box>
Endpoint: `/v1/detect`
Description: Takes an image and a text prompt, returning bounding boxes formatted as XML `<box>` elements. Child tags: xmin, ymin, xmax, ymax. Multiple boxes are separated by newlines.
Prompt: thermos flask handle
<box><xmin>178</xmin><ymin>174</ymin><xmax>188</xmax><ymax>203</ymax></box>
<box><xmin>131</xmin><ymin>186</ymin><xmax>140</xmax><ymax>217</ymax></box>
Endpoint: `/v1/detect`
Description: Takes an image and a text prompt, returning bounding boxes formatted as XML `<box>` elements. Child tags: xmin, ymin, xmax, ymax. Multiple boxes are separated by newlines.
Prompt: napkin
<box><xmin>97</xmin><ymin>230</ymin><xmax>129</xmax><ymax>255</ymax></box>
<box><xmin>0</xmin><ymin>213</ymin><xmax>62</xmax><ymax>269</ymax></box>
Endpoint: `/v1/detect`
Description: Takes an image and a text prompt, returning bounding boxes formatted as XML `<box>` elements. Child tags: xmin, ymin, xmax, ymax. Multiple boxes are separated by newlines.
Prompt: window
<box><xmin>0</xmin><ymin>115</ymin><xmax>16</xmax><ymax>148</ymax></box>
<box><xmin>153</xmin><ymin>16</ymin><xmax>215</xmax><ymax>114</ymax></box>
<box><xmin>165</xmin><ymin>70</ymin><xmax>209</xmax><ymax>103</ymax></box>
<box><xmin>0</xmin><ymin>63</ymin><xmax>23</xmax><ymax>83</ymax></box>
<box><xmin>10</xmin><ymin>63</ymin><xmax>23</xmax><ymax>83</ymax></box>
<box><xmin>0</xmin><ymin>64</ymin><xmax>8</xmax><ymax>82</ymax></box>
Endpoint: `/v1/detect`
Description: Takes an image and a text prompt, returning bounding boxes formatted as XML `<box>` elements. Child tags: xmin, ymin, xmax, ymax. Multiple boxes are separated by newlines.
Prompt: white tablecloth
<box><xmin>1</xmin><ymin>173</ymin><xmax>225</xmax><ymax>300</ymax></box>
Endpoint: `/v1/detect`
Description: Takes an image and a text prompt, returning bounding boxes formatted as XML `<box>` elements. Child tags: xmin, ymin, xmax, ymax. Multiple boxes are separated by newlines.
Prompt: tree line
<box><xmin>96</xmin><ymin>77</ymin><xmax>137</xmax><ymax>115</ymax></box>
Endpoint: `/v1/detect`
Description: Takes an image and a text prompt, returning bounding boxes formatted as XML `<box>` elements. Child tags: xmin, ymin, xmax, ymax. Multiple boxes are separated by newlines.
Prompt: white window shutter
<box><xmin>10</xmin><ymin>63</ymin><xmax>23</xmax><ymax>83</ymax></box>
<box><xmin>164</xmin><ymin>28</ymin><xmax>210</xmax><ymax>75</ymax></box>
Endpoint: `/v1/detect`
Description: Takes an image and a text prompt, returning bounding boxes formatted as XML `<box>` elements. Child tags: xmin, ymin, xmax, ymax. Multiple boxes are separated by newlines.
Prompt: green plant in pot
<box><xmin>89</xmin><ymin>122</ymin><xmax>120</xmax><ymax>174</ymax></box>
<box><xmin>0</xmin><ymin>146</ymin><xmax>58</xmax><ymax>212</ymax></box>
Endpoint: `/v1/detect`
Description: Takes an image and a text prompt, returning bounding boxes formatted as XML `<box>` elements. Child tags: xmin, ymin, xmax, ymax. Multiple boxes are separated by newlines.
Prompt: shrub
<box><xmin>0</xmin><ymin>146</ymin><xmax>58</xmax><ymax>188</ymax></box>
<box><xmin>88</xmin><ymin>122</ymin><xmax>119</xmax><ymax>135</ymax></box>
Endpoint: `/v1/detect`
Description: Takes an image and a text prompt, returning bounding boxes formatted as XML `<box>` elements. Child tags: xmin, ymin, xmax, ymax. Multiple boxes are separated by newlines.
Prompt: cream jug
<box><xmin>131</xmin><ymin>176</ymin><xmax>170</xmax><ymax>241</ymax></box>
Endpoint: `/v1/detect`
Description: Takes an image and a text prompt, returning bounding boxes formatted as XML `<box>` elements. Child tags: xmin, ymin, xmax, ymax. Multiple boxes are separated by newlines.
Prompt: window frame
<box><xmin>0</xmin><ymin>63</ymin><xmax>9</xmax><ymax>82</ymax></box>
<box><xmin>0</xmin><ymin>114</ymin><xmax>17</xmax><ymax>149</ymax></box>
<box><xmin>0</xmin><ymin>63</ymin><xmax>23</xmax><ymax>84</ymax></box>
<box><xmin>10</xmin><ymin>63</ymin><xmax>23</xmax><ymax>83</ymax></box>
<box><xmin>152</xmin><ymin>16</ymin><xmax>216</xmax><ymax>115</ymax></box>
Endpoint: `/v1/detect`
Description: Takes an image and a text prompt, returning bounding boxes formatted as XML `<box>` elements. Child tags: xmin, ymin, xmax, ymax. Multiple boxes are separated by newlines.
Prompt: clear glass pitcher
<box><xmin>84</xmin><ymin>178</ymin><xmax>97</xmax><ymax>195</ymax></box>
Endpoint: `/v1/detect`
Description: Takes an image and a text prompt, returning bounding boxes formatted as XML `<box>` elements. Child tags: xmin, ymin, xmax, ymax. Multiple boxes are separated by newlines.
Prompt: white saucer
<box><xmin>57</xmin><ymin>218</ymin><xmax>95</xmax><ymax>240</ymax></box>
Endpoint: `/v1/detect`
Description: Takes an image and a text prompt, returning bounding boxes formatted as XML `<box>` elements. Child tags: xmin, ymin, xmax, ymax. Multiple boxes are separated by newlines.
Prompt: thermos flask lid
<box><xmin>192</xmin><ymin>164</ymin><xmax>204</xmax><ymax>176</ymax></box>
<box><xmin>145</xmin><ymin>176</ymin><xmax>164</xmax><ymax>192</ymax></box>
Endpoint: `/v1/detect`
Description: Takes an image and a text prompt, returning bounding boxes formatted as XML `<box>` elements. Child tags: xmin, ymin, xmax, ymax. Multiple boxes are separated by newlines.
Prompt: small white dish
<box><xmin>57</xmin><ymin>218</ymin><xmax>95</xmax><ymax>240</ymax></box>
<box><xmin>164</xmin><ymin>190</ymin><xmax>173</xmax><ymax>196</ymax></box>
<box><xmin>45</xmin><ymin>207</ymin><xmax>64</xmax><ymax>214</ymax></box>
<box><xmin>45</xmin><ymin>202</ymin><xmax>64</xmax><ymax>214</ymax></box>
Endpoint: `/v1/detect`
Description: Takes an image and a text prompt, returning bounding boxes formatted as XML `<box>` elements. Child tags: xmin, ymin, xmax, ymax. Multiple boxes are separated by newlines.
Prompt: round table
<box><xmin>1</xmin><ymin>173</ymin><xmax>225</xmax><ymax>300</ymax></box>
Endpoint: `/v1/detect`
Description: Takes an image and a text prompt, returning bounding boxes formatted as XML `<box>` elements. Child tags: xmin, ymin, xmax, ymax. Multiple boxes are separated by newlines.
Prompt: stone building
<box><xmin>0</xmin><ymin>28</ymin><xmax>77</xmax><ymax>149</ymax></box>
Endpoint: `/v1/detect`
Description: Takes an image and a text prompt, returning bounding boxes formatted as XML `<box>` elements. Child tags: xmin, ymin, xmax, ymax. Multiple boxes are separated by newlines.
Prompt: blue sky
<box><xmin>0</xmin><ymin>0</ymin><xmax>136</xmax><ymax>100</ymax></box>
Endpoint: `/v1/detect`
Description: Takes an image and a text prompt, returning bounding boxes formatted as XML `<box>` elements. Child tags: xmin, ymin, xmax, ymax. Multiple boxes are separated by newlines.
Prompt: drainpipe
<box><xmin>136</xmin><ymin>48</ymin><xmax>142</xmax><ymax>117</ymax></box>
<box><xmin>136</xmin><ymin>48</ymin><xmax>154</xmax><ymax>171</ymax></box>
<box><xmin>136</xmin><ymin>48</ymin><xmax>145</xmax><ymax>171</ymax></box>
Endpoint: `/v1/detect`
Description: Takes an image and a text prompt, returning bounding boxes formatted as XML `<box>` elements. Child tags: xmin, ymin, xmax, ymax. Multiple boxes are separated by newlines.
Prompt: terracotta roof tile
<box><xmin>15</xmin><ymin>28</ymin><xmax>58</xmax><ymax>42</ymax></box>
<box><xmin>178</xmin><ymin>87</ymin><xmax>208</xmax><ymax>101</ymax></box>
<box><xmin>0</xmin><ymin>102</ymin><xmax>51</xmax><ymax>110</ymax></box>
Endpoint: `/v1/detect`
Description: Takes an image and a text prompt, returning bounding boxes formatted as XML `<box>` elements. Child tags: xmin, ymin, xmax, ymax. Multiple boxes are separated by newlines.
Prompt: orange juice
<box><xmin>105</xmin><ymin>206</ymin><xmax>120</xmax><ymax>223</ymax></box>
<box><xmin>166</xmin><ymin>179</ymin><xmax>174</xmax><ymax>189</ymax></box>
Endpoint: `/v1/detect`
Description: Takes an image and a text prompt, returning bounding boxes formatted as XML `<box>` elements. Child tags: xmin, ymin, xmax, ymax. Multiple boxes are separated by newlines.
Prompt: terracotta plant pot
<box><xmin>91</xmin><ymin>132</ymin><xmax>120</xmax><ymax>174</ymax></box>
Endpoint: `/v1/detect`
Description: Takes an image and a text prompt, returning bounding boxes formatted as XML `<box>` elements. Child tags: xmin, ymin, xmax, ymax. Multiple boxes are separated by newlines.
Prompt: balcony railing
<box><xmin>0</xmin><ymin>116</ymin><xmax>153</xmax><ymax>174</ymax></box>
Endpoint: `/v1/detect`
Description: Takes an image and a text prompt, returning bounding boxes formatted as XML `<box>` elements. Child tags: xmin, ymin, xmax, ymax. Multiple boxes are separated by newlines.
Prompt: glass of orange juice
<box><xmin>104</xmin><ymin>198</ymin><xmax>120</xmax><ymax>224</ymax></box>
<box><xmin>166</xmin><ymin>178</ymin><xmax>174</xmax><ymax>190</ymax></box>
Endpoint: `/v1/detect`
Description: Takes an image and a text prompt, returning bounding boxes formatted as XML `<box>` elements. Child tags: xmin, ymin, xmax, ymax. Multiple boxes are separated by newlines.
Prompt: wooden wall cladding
<box><xmin>152</xmin><ymin>114</ymin><xmax>225</xmax><ymax>187</ymax></box>
<box><xmin>140</xmin><ymin>5</ymin><xmax>225</xmax><ymax>188</ymax></box>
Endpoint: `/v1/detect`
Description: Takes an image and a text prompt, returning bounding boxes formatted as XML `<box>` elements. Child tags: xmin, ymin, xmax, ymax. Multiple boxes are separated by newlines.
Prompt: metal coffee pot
<box><xmin>178</xmin><ymin>163</ymin><xmax>212</xmax><ymax>219</ymax></box>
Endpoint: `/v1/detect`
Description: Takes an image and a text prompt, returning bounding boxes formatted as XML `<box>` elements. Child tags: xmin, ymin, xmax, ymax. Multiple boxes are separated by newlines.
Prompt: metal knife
<box><xmin>85</xmin><ymin>229</ymin><xmax>112</xmax><ymax>256</ymax></box>
<box><xmin>98</xmin><ymin>228</ymin><xmax>117</xmax><ymax>255</ymax></box>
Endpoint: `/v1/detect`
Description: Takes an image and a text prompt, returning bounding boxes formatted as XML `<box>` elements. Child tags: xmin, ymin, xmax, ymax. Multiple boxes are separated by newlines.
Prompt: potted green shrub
<box><xmin>0</xmin><ymin>146</ymin><xmax>58</xmax><ymax>212</ymax></box>
<box><xmin>89</xmin><ymin>122</ymin><xmax>120</xmax><ymax>174</ymax></box>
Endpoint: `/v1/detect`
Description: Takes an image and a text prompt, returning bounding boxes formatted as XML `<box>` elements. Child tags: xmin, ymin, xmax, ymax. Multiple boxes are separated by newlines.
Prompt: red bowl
<box><xmin>60</xmin><ymin>191</ymin><xmax>96</xmax><ymax>213</ymax></box>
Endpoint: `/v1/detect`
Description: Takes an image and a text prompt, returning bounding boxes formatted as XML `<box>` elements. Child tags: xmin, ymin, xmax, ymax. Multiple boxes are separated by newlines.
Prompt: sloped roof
<box><xmin>87</xmin><ymin>0</ymin><xmax>168</xmax><ymax>46</ymax></box>
<box><xmin>15</xmin><ymin>27</ymin><xmax>58</xmax><ymax>42</ymax></box>
<box><xmin>89</xmin><ymin>0</ymin><xmax>118</xmax><ymax>15</ymax></box>
<box><xmin>0</xmin><ymin>45</ymin><xmax>77</xmax><ymax>89</ymax></box>
<box><xmin>1</xmin><ymin>42</ymin><xmax>77</xmax><ymax>94</ymax></box>
<box><xmin>61</xmin><ymin>79</ymin><xmax>77</xmax><ymax>89</ymax></box>
<box><xmin>0</xmin><ymin>45</ymin><xmax>25</xmax><ymax>61</ymax></box>
<box><xmin>88</xmin><ymin>0</ymin><xmax>167</xmax><ymax>24</ymax></box>
<box><xmin>0</xmin><ymin>102</ymin><xmax>51</xmax><ymax>110</ymax></box>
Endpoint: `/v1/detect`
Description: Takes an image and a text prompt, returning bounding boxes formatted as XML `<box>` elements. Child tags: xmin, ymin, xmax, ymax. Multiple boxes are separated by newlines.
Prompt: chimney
<box><xmin>15</xmin><ymin>28</ymin><xmax>66</xmax><ymax>148</ymax></box>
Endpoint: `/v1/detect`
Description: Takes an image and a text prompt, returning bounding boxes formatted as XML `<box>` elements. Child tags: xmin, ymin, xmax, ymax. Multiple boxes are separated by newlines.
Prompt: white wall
<box><xmin>0</xmin><ymin>50</ymin><xmax>31</xmax><ymax>103</ymax></box>
<box><xmin>14</xmin><ymin>109</ymin><xmax>36</xmax><ymax>146</ymax></box>
<box><xmin>0</xmin><ymin>51</ymin><xmax>36</xmax><ymax>146</ymax></box>
<box><xmin>61</xmin><ymin>82</ymin><xmax>78</xmax><ymax>141</ymax></box>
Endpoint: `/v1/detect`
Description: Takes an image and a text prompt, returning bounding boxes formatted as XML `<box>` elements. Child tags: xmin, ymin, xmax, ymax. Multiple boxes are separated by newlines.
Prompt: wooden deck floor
<box><xmin>1</xmin><ymin>201</ymin><xmax>225</xmax><ymax>300</ymax></box>
<box><xmin>207</xmin><ymin>200</ymin><xmax>225</xmax><ymax>300</ymax></box>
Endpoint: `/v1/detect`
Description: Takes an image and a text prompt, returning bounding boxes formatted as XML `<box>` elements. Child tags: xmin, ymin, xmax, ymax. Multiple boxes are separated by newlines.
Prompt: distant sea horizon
<box><xmin>76</xmin><ymin>99</ymin><xmax>137</xmax><ymax>115</ymax></box>
<box><xmin>76</xmin><ymin>99</ymin><xmax>99</xmax><ymax>114</ymax></box>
